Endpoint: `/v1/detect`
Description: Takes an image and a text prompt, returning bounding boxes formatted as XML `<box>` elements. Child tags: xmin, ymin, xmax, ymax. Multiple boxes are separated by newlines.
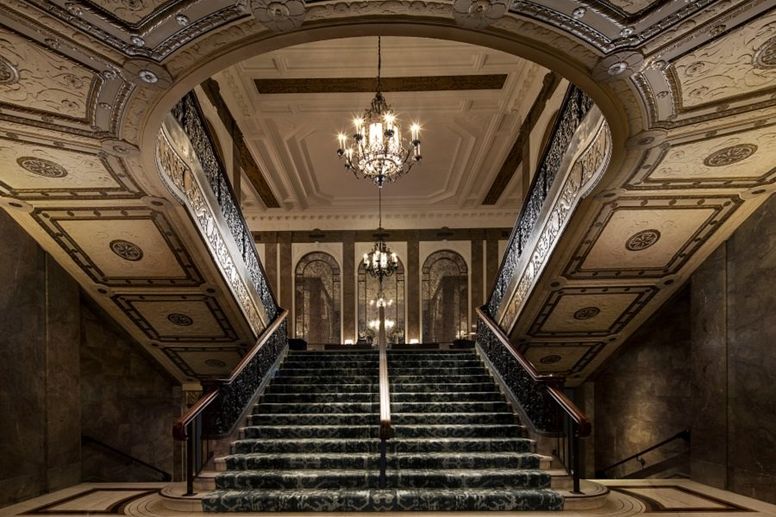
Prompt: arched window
<box><xmin>422</xmin><ymin>250</ymin><xmax>468</xmax><ymax>343</ymax></box>
<box><xmin>358</xmin><ymin>257</ymin><xmax>405</xmax><ymax>344</ymax></box>
<box><xmin>295</xmin><ymin>252</ymin><xmax>341</xmax><ymax>344</ymax></box>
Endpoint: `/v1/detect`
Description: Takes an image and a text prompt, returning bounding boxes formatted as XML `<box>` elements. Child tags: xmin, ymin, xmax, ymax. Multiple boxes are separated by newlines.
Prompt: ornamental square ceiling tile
<box><xmin>602</xmin><ymin>0</ymin><xmax>662</xmax><ymax>15</ymax></box>
<box><xmin>0</xmin><ymin>28</ymin><xmax>95</xmax><ymax>120</ymax></box>
<box><xmin>522</xmin><ymin>342</ymin><xmax>605</xmax><ymax>375</ymax></box>
<box><xmin>628</xmin><ymin>124</ymin><xmax>776</xmax><ymax>189</ymax></box>
<box><xmin>671</xmin><ymin>11</ymin><xmax>776</xmax><ymax>110</ymax></box>
<box><xmin>161</xmin><ymin>347</ymin><xmax>243</xmax><ymax>378</ymax></box>
<box><xmin>0</xmin><ymin>139</ymin><xmax>142</xmax><ymax>199</ymax></box>
<box><xmin>565</xmin><ymin>197</ymin><xmax>741</xmax><ymax>279</ymax></box>
<box><xmin>32</xmin><ymin>207</ymin><xmax>203</xmax><ymax>287</ymax></box>
<box><xmin>529</xmin><ymin>286</ymin><xmax>657</xmax><ymax>337</ymax></box>
<box><xmin>82</xmin><ymin>0</ymin><xmax>170</xmax><ymax>25</ymax></box>
<box><xmin>113</xmin><ymin>294</ymin><xmax>237</xmax><ymax>342</ymax></box>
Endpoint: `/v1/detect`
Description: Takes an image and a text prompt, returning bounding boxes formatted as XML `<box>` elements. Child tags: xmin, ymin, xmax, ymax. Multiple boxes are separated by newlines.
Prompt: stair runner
<box><xmin>203</xmin><ymin>349</ymin><xmax>563</xmax><ymax>512</ymax></box>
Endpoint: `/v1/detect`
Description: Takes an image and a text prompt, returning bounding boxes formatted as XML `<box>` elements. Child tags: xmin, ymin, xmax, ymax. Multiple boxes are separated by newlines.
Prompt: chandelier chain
<box><xmin>377</xmin><ymin>36</ymin><xmax>382</xmax><ymax>93</ymax></box>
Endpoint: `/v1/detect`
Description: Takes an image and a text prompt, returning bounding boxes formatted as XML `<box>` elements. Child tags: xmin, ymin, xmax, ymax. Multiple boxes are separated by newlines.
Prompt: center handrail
<box><xmin>377</xmin><ymin>337</ymin><xmax>393</xmax><ymax>488</ymax></box>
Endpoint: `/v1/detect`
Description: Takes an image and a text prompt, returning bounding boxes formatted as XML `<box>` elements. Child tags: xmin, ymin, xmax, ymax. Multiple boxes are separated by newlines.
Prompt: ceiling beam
<box><xmin>201</xmin><ymin>79</ymin><xmax>281</xmax><ymax>208</ymax></box>
<box><xmin>253</xmin><ymin>75</ymin><xmax>507</xmax><ymax>94</ymax></box>
<box><xmin>482</xmin><ymin>72</ymin><xmax>561</xmax><ymax>205</ymax></box>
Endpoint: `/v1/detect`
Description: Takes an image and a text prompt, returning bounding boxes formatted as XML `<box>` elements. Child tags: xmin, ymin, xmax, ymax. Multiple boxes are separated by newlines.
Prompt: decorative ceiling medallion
<box><xmin>109</xmin><ymin>239</ymin><xmax>144</xmax><ymax>261</ymax></box>
<box><xmin>754</xmin><ymin>36</ymin><xmax>776</xmax><ymax>69</ymax></box>
<box><xmin>0</xmin><ymin>56</ymin><xmax>19</xmax><ymax>85</ymax></box>
<box><xmin>205</xmin><ymin>358</ymin><xmax>227</xmax><ymax>368</ymax></box>
<box><xmin>17</xmin><ymin>157</ymin><xmax>68</xmax><ymax>178</ymax></box>
<box><xmin>244</xmin><ymin>0</ymin><xmax>305</xmax><ymax>32</ymax></box>
<box><xmin>703</xmin><ymin>144</ymin><xmax>758</xmax><ymax>167</ymax></box>
<box><xmin>452</xmin><ymin>0</ymin><xmax>508</xmax><ymax>29</ymax></box>
<box><xmin>573</xmin><ymin>307</ymin><xmax>601</xmax><ymax>320</ymax></box>
<box><xmin>167</xmin><ymin>313</ymin><xmax>194</xmax><ymax>326</ymax></box>
<box><xmin>539</xmin><ymin>354</ymin><xmax>562</xmax><ymax>364</ymax></box>
<box><xmin>626</xmin><ymin>229</ymin><xmax>661</xmax><ymax>251</ymax></box>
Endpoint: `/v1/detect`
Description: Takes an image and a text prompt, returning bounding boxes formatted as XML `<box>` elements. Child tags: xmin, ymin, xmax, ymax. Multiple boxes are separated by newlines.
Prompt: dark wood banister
<box><xmin>476</xmin><ymin>306</ymin><xmax>591</xmax><ymax>437</ymax></box>
<box><xmin>596</xmin><ymin>429</ymin><xmax>690</xmax><ymax>476</ymax></box>
<box><xmin>378</xmin><ymin>344</ymin><xmax>393</xmax><ymax>441</ymax></box>
<box><xmin>173</xmin><ymin>309</ymin><xmax>288</xmax><ymax>441</ymax></box>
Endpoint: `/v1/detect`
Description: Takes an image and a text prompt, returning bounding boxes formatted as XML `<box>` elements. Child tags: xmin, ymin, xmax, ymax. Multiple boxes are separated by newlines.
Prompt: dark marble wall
<box><xmin>0</xmin><ymin>210</ymin><xmax>81</xmax><ymax>508</ymax></box>
<box><xmin>593</xmin><ymin>287</ymin><xmax>692</xmax><ymax>478</ymax></box>
<box><xmin>80</xmin><ymin>300</ymin><xmax>182</xmax><ymax>482</ymax></box>
<box><xmin>689</xmin><ymin>193</ymin><xmax>776</xmax><ymax>504</ymax></box>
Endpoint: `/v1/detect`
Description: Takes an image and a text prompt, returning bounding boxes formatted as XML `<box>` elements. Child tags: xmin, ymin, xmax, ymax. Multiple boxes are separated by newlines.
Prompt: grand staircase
<box><xmin>203</xmin><ymin>349</ymin><xmax>563</xmax><ymax>512</ymax></box>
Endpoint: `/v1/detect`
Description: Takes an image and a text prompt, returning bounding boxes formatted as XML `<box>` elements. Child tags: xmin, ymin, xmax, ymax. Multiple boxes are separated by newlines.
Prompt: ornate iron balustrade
<box><xmin>171</xmin><ymin>92</ymin><xmax>277</xmax><ymax>321</ymax></box>
<box><xmin>488</xmin><ymin>85</ymin><xmax>595</xmax><ymax>317</ymax></box>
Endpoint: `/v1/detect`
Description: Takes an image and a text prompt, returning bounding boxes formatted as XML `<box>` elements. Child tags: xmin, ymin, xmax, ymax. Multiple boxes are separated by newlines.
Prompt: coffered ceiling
<box><xmin>212</xmin><ymin>36</ymin><xmax>557</xmax><ymax>230</ymax></box>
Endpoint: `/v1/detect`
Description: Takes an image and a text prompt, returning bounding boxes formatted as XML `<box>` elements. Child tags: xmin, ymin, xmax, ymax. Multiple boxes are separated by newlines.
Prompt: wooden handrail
<box><xmin>378</xmin><ymin>345</ymin><xmax>393</xmax><ymax>440</ymax></box>
<box><xmin>597</xmin><ymin>429</ymin><xmax>690</xmax><ymax>475</ymax></box>
<box><xmin>172</xmin><ymin>309</ymin><xmax>288</xmax><ymax>441</ymax></box>
<box><xmin>476</xmin><ymin>305</ymin><xmax>591</xmax><ymax>437</ymax></box>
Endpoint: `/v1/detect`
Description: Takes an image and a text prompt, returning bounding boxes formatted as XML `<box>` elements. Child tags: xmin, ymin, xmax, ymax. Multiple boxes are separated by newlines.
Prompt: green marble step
<box><xmin>242</xmin><ymin>425</ymin><xmax>379</xmax><ymax>439</ymax></box>
<box><xmin>255</xmin><ymin>402</ymin><xmax>378</xmax><ymax>414</ymax></box>
<box><xmin>392</xmin><ymin>412</ymin><xmax>516</xmax><ymax>425</ymax></box>
<box><xmin>231</xmin><ymin>438</ymin><xmax>380</xmax><ymax>455</ymax></box>
<box><xmin>278</xmin><ymin>367</ymin><xmax>378</xmax><ymax>376</ymax></box>
<box><xmin>390</xmin><ymin>452</ymin><xmax>541</xmax><ymax>470</ymax></box>
<box><xmin>215</xmin><ymin>469</ymin><xmax>379</xmax><ymax>490</ymax></box>
<box><xmin>280</xmin><ymin>361</ymin><xmax>378</xmax><ymax>369</ymax></box>
<box><xmin>249</xmin><ymin>413</ymin><xmax>378</xmax><ymax>426</ymax></box>
<box><xmin>266</xmin><ymin>383</ymin><xmax>378</xmax><ymax>394</ymax></box>
<box><xmin>287</xmin><ymin>352</ymin><xmax>378</xmax><ymax>359</ymax></box>
<box><xmin>390</xmin><ymin>374</ymin><xmax>493</xmax><ymax>384</ymax></box>
<box><xmin>260</xmin><ymin>392</ymin><xmax>378</xmax><ymax>403</ymax></box>
<box><xmin>221</xmin><ymin>451</ymin><xmax>541</xmax><ymax>471</ymax></box>
<box><xmin>391</xmin><ymin>391</ymin><xmax>503</xmax><ymax>402</ymax></box>
<box><xmin>203</xmin><ymin>487</ymin><xmax>563</xmax><ymax>512</ymax></box>
<box><xmin>223</xmin><ymin>452</ymin><xmax>380</xmax><ymax>470</ymax></box>
<box><xmin>392</xmin><ymin>423</ymin><xmax>525</xmax><ymax>438</ymax></box>
<box><xmin>388</xmin><ymin>351</ymin><xmax>475</xmax><ymax>358</ymax></box>
<box><xmin>387</xmin><ymin>359</ymin><xmax>482</xmax><ymax>368</ymax></box>
<box><xmin>391</xmin><ymin>401</ymin><xmax>511</xmax><ymax>413</ymax></box>
<box><xmin>214</xmin><ymin>468</ymin><xmax>550</xmax><ymax>490</ymax></box>
<box><xmin>388</xmin><ymin>366</ymin><xmax>489</xmax><ymax>376</ymax></box>
<box><xmin>229</xmin><ymin>437</ymin><xmax>536</xmax><ymax>455</ymax></box>
<box><xmin>388</xmin><ymin>382</ymin><xmax>495</xmax><ymax>392</ymax></box>
<box><xmin>270</xmin><ymin>375</ymin><xmax>377</xmax><ymax>385</ymax></box>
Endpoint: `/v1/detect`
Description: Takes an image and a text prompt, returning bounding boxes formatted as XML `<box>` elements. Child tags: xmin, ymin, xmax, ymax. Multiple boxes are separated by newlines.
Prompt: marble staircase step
<box><xmin>260</xmin><ymin>392</ymin><xmax>378</xmax><ymax>403</ymax></box>
<box><xmin>391</xmin><ymin>401</ymin><xmax>510</xmax><ymax>413</ymax></box>
<box><xmin>389</xmin><ymin>451</ymin><xmax>542</xmax><ymax>470</ymax></box>
<box><xmin>219</xmin><ymin>452</ymin><xmax>380</xmax><ymax>471</ymax></box>
<box><xmin>391</xmin><ymin>391</ymin><xmax>503</xmax><ymax>402</ymax></box>
<box><xmin>388</xmin><ymin>382</ymin><xmax>495</xmax><ymax>392</ymax></box>
<box><xmin>231</xmin><ymin>438</ymin><xmax>380</xmax><ymax>455</ymax></box>
<box><xmin>241</xmin><ymin>424</ymin><xmax>379</xmax><ymax>439</ymax></box>
<box><xmin>249</xmin><ymin>412</ymin><xmax>378</xmax><ymax>426</ymax></box>
<box><xmin>389</xmin><ymin>437</ymin><xmax>536</xmax><ymax>453</ymax></box>
<box><xmin>255</xmin><ymin>402</ymin><xmax>377</xmax><ymax>414</ymax></box>
<box><xmin>390</xmin><ymin>374</ymin><xmax>493</xmax><ymax>384</ymax></box>
<box><xmin>392</xmin><ymin>423</ymin><xmax>526</xmax><ymax>438</ymax></box>
<box><xmin>270</xmin><ymin>375</ymin><xmax>377</xmax><ymax>385</ymax></box>
<box><xmin>203</xmin><ymin>487</ymin><xmax>564</xmax><ymax>512</ymax></box>
<box><xmin>392</xmin><ymin>412</ymin><xmax>517</xmax><ymax>425</ymax></box>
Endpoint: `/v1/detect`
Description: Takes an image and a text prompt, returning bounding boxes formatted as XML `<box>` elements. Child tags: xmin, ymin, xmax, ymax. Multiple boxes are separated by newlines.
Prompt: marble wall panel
<box><xmin>80</xmin><ymin>301</ymin><xmax>182</xmax><ymax>482</ymax></box>
<box><xmin>690</xmin><ymin>244</ymin><xmax>728</xmax><ymax>489</ymax></box>
<box><xmin>0</xmin><ymin>210</ymin><xmax>81</xmax><ymax>508</ymax></box>
<box><xmin>593</xmin><ymin>287</ymin><xmax>691</xmax><ymax>478</ymax></box>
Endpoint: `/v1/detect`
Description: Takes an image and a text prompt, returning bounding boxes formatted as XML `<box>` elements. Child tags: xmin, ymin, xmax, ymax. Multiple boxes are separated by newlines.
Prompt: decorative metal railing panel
<box><xmin>202</xmin><ymin>319</ymin><xmax>287</xmax><ymax>436</ymax></box>
<box><xmin>171</xmin><ymin>93</ymin><xmax>277</xmax><ymax>322</ymax></box>
<box><xmin>476</xmin><ymin>319</ymin><xmax>559</xmax><ymax>432</ymax></box>
<box><xmin>488</xmin><ymin>85</ymin><xmax>595</xmax><ymax>318</ymax></box>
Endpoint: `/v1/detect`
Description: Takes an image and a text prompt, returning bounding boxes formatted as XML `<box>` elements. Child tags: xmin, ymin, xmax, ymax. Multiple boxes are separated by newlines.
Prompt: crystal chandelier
<box><xmin>336</xmin><ymin>36</ymin><xmax>422</xmax><ymax>187</ymax></box>
<box><xmin>363</xmin><ymin>187</ymin><xmax>399</xmax><ymax>280</ymax></box>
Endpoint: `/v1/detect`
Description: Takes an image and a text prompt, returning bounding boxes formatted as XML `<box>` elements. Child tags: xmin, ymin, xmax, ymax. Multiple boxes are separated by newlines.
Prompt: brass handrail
<box><xmin>476</xmin><ymin>305</ymin><xmax>590</xmax><ymax>436</ymax></box>
<box><xmin>378</xmin><ymin>345</ymin><xmax>393</xmax><ymax>441</ymax></box>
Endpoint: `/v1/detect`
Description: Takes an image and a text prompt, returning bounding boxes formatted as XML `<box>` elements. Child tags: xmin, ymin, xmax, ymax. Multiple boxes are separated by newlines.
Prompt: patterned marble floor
<box><xmin>2</xmin><ymin>479</ymin><xmax>775</xmax><ymax>516</ymax></box>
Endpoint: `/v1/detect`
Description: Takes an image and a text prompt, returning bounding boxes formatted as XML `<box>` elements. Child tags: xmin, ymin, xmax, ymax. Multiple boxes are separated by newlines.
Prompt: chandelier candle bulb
<box><xmin>336</xmin><ymin>37</ymin><xmax>424</xmax><ymax>186</ymax></box>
